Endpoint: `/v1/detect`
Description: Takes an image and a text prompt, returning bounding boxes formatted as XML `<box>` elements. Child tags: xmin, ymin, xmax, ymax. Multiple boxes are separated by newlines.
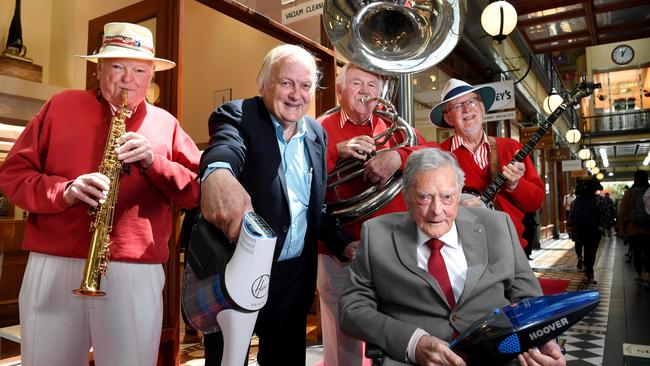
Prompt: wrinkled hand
<box><xmin>200</xmin><ymin>169</ymin><xmax>253</xmax><ymax>242</ymax></box>
<box><xmin>415</xmin><ymin>335</ymin><xmax>466</xmax><ymax>366</ymax></box>
<box><xmin>517</xmin><ymin>340</ymin><xmax>566</xmax><ymax>366</ymax></box>
<box><xmin>502</xmin><ymin>162</ymin><xmax>525</xmax><ymax>191</ymax></box>
<box><xmin>116</xmin><ymin>132</ymin><xmax>154</xmax><ymax>169</ymax></box>
<box><xmin>63</xmin><ymin>173</ymin><xmax>110</xmax><ymax>207</ymax></box>
<box><xmin>343</xmin><ymin>240</ymin><xmax>361</xmax><ymax>260</ymax></box>
<box><xmin>363</xmin><ymin>150</ymin><xmax>401</xmax><ymax>187</ymax></box>
<box><xmin>336</xmin><ymin>135</ymin><xmax>376</xmax><ymax>160</ymax></box>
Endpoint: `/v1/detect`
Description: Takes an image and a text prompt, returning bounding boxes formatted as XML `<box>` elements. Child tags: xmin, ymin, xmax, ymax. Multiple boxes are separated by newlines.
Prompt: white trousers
<box><xmin>19</xmin><ymin>253</ymin><xmax>165</xmax><ymax>366</ymax></box>
<box><xmin>317</xmin><ymin>254</ymin><xmax>363</xmax><ymax>366</ymax></box>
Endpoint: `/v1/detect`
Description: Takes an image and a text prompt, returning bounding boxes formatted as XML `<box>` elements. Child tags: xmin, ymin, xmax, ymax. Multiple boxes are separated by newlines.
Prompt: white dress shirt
<box><xmin>416</xmin><ymin>222</ymin><xmax>468</xmax><ymax>301</ymax></box>
<box><xmin>407</xmin><ymin>223</ymin><xmax>468</xmax><ymax>363</ymax></box>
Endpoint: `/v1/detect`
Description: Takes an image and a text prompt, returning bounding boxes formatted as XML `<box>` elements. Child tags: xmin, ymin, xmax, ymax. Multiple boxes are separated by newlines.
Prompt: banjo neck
<box><xmin>477</xmin><ymin>79</ymin><xmax>601</xmax><ymax>206</ymax></box>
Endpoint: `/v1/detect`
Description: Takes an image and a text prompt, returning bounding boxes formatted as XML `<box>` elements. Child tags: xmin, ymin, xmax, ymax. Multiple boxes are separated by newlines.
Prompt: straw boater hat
<box><xmin>76</xmin><ymin>22</ymin><xmax>175</xmax><ymax>71</ymax></box>
<box><xmin>428</xmin><ymin>78</ymin><xmax>496</xmax><ymax>129</ymax></box>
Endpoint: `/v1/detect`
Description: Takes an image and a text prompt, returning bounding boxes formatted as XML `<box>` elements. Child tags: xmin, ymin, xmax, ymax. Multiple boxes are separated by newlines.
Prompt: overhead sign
<box><xmin>562</xmin><ymin>159</ymin><xmax>583</xmax><ymax>171</ymax></box>
<box><xmin>479</xmin><ymin>80</ymin><xmax>515</xmax><ymax>110</ymax></box>
<box><xmin>281</xmin><ymin>0</ymin><xmax>323</xmax><ymax>25</ymax></box>
<box><xmin>480</xmin><ymin>80</ymin><xmax>515</xmax><ymax>122</ymax></box>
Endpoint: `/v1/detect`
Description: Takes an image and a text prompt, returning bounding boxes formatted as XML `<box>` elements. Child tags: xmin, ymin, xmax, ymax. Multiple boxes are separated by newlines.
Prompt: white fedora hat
<box><xmin>428</xmin><ymin>78</ymin><xmax>496</xmax><ymax>129</ymax></box>
<box><xmin>76</xmin><ymin>22</ymin><xmax>175</xmax><ymax>71</ymax></box>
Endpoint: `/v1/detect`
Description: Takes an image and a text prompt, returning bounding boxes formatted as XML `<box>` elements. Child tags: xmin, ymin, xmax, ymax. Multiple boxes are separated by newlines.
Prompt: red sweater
<box><xmin>319</xmin><ymin>111</ymin><xmax>429</xmax><ymax>255</ymax></box>
<box><xmin>440</xmin><ymin>137</ymin><xmax>544</xmax><ymax>247</ymax></box>
<box><xmin>0</xmin><ymin>90</ymin><xmax>201</xmax><ymax>263</ymax></box>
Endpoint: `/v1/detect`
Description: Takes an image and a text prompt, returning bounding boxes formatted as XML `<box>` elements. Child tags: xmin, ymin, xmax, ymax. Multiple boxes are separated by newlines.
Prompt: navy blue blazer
<box><xmin>200</xmin><ymin>97</ymin><xmax>351</xmax><ymax>303</ymax></box>
<box><xmin>200</xmin><ymin>96</ymin><xmax>329</xmax><ymax>258</ymax></box>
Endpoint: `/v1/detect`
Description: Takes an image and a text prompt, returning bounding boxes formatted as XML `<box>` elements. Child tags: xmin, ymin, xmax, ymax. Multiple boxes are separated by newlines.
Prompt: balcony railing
<box><xmin>586</xmin><ymin>109</ymin><xmax>650</xmax><ymax>133</ymax></box>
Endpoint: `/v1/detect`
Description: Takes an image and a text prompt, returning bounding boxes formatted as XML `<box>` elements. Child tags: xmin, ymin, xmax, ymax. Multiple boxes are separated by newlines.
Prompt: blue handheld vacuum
<box><xmin>450</xmin><ymin>290</ymin><xmax>599</xmax><ymax>365</ymax></box>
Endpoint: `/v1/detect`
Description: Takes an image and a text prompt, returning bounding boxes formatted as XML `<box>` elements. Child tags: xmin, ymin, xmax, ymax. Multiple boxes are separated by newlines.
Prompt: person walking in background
<box><xmin>522</xmin><ymin>211</ymin><xmax>540</xmax><ymax>260</ymax></box>
<box><xmin>564</xmin><ymin>187</ymin><xmax>576</xmax><ymax>218</ymax></box>
<box><xmin>564</xmin><ymin>186</ymin><xmax>576</xmax><ymax>237</ymax></box>
<box><xmin>567</xmin><ymin>199</ymin><xmax>582</xmax><ymax>270</ymax></box>
<box><xmin>600</xmin><ymin>192</ymin><xmax>616</xmax><ymax>237</ymax></box>
<box><xmin>570</xmin><ymin>178</ymin><xmax>604</xmax><ymax>284</ymax></box>
<box><xmin>617</xmin><ymin>185</ymin><xmax>631</xmax><ymax>252</ymax></box>
<box><xmin>618</xmin><ymin>170</ymin><xmax>650</xmax><ymax>285</ymax></box>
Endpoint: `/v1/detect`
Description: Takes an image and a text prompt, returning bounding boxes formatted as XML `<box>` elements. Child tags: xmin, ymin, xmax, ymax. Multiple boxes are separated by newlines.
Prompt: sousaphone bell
<box><xmin>323</xmin><ymin>0</ymin><xmax>466</xmax><ymax>223</ymax></box>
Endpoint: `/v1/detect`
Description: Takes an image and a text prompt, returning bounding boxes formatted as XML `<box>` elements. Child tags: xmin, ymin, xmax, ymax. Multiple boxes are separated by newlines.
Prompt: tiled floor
<box><xmin>3</xmin><ymin>233</ymin><xmax>648</xmax><ymax>366</ymax></box>
<box><xmin>179</xmin><ymin>233</ymin><xmax>626</xmax><ymax>366</ymax></box>
<box><xmin>556</xmin><ymin>237</ymin><xmax>613</xmax><ymax>366</ymax></box>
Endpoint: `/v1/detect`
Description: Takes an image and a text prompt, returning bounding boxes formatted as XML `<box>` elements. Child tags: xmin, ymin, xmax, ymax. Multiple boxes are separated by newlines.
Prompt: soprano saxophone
<box><xmin>73</xmin><ymin>89</ymin><xmax>129</xmax><ymax>296</ymax></box>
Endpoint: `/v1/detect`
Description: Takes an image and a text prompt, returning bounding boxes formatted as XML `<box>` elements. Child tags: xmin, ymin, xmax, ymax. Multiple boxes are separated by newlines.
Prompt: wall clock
<box><xmin>611</xmin><ymin>44</ymin><xmax>634</xmax><ymax>65</ymax></box>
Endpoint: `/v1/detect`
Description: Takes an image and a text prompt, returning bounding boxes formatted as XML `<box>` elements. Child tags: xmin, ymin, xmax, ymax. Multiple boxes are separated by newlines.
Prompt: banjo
<box><xmin>464</xmin><ymin>77</ymin><xmax>600</xmax><ymax>208</ymax></box>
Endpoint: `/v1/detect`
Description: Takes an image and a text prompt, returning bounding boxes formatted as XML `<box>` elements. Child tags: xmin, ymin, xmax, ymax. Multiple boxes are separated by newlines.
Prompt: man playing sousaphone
<box><xmin>429</xmin><ymin>78</ymin><xmax>544</xmax><ymax>250</ymax></box>
<box><xmin>318</xmin><ymin>63</ymin><xmax>430</xmax><ymax>366</ymax></box>
<box><xmin>0</xmin><ymin>22</ymin><xmax>200</xmax><ymax>365</ymax></box>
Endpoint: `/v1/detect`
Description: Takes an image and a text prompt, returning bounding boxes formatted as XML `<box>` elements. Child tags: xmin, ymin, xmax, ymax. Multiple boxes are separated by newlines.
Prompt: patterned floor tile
<box><xmin>534</xmin><ymin>236</ymin><xmax>612</xmax><ymax>366</ymax></box>
<box><xmin>174</xmin><ymin>235</ymin><xmax>617</xmax><ymax>366</ymax></box>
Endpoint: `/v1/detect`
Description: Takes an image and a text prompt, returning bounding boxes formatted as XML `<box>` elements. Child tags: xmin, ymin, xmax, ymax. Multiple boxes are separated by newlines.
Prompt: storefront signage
<box><xmin>480</xmin><ymin>80</ymin><xmax>515</xmax><ymax>122</ymax></box>
<box><xmin>281</xmin><ymin>0</ymin><xmax>323</xmax><ymax>25</ymax></box>
<box><xmin>483</xmin><ymin>110</ymin><xmax>516</xmax><ymax>122</ymax></box>
<box><xmin>480</xmin><ymin>80</ymin><xmax>515</xmax><ymax>110</ymax></box>
<box><xmin>549</xmin><ymin>147</ymin><xmax>571</xmax><ymax>161</ymax></box>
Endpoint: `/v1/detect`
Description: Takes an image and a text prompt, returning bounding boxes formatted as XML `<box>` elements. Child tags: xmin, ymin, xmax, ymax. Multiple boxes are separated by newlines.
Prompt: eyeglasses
<box><xmin>446</xmin><ymin>97</ymin><xmax>481</xmax><ymax>113</ymax></box>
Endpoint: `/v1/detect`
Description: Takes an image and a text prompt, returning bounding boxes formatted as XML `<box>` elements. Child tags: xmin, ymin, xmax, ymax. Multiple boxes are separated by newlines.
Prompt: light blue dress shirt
<box><xmin>270</xmin><ymin>115</ymin><xmax>312</xmax><ymax>261</ymax></box>
<box><xmin>202</xmin><ymin>114</ymin><xmax>312</xmax><ymax>261</ymax></box>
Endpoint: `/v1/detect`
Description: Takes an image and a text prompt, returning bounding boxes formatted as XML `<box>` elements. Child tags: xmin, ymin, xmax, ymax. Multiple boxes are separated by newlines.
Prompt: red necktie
<box><xmin>426</xmin><ymin>239</ymin><xmax>456</xmax><ymax>308</ymax></box>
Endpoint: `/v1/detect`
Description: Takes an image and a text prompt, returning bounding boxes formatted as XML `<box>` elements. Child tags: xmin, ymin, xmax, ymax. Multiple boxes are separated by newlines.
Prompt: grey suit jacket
<box><xmin>339</xmin><ymin>207</ymin><xmax>542</xmax><ymax>365</ymax></box>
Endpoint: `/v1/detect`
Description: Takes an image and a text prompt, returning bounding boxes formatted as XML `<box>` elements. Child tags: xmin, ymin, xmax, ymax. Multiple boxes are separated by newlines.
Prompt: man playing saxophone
<box><xmin>0</xmin><ymin>22</ymin><xmax>200</xmax><ymax>366</ymax></box>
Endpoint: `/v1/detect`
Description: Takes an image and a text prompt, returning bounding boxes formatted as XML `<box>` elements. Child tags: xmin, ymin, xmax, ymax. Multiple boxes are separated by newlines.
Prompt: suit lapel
<box><xmin>276</xmin><ymin>158</ymin><xmax>289</xmax><ymax>206</ymax></box>
<box><xmin>304</xmin><ymin>119</ymin><xmax>324</xmax><ymax>212</ymax></box>
<box><xmin>393</xmin><ymin>214</ymin><xmax>451</xmax><ymax>307</ymax></box>
<box><xmin>456</xmin><ymin>208</ymin><xmax>488</xmax><ymax>307</ymax></box>
<box><xmin>255</xmin><ymin>98</ymin><xmax>289</xmax><ymax>206</ymax></box>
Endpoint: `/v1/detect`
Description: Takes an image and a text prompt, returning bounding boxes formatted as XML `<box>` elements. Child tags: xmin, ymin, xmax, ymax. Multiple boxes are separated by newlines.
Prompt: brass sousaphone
<box><xmin>323</xmin><ymin>0</ymin><xmax>466</xmax><ymax>224</ymax></box>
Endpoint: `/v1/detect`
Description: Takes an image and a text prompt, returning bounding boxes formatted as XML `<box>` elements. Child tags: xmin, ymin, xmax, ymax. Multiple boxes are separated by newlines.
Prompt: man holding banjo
<box><xmin>429</xmin><ymin>78</ymin><xmax>544</xmax><ymax>250</ymax></box>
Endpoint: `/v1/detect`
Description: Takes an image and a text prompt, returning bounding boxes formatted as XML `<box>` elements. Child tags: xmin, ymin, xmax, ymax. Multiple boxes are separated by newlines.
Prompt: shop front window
<box><xmin>591</xmin><ymin>65</ymin><xmax>649</xmax><ymax>132</ymax></box>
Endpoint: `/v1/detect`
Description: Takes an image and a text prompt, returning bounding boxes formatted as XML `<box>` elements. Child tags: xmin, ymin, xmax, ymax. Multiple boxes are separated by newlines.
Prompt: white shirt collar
<box><xmin>416</xmin><ymin>221</ymin><xmax>459</xmax><ymax>249</ymax></box>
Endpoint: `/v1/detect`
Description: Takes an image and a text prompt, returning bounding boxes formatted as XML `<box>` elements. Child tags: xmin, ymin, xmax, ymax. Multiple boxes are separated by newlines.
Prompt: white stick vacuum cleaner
<box><xmin>182</xmin><ymin>212</ymin><xmax>276</xmax><ymax>366</ymax></box>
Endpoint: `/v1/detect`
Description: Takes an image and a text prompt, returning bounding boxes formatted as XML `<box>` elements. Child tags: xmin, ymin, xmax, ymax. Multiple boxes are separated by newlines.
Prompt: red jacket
<box><xmin>318</xmin><ymin>110</ymin><xmax>430</xmax><ymax>257</ymax></box>
<box><xmin>440</xmin><ymin>137</ymin><xmax>544</xmax><ymax>248</ymax></box>
<box><xmin>0</xmin><ymin>90</ymin><xmax>201</xmax><ymax>263</ymax></box>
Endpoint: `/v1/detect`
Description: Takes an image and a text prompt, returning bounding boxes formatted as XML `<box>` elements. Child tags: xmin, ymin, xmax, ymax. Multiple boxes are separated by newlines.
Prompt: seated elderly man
<box><xmin>339</xmin><ymin>148</ymin><xmax>565</xmax><ymax>366</ymax></box>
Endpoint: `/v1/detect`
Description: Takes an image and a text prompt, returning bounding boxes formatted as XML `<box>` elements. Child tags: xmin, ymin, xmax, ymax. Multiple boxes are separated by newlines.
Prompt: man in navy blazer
<box><xmin>199</xmin><ymin>45</ymin><xmax>350</xmax><ymax>365</ymax></box>
<box><xmin>339</xmin><ymin>148</ymin><xmax>566</xmax><ymax>366</ymax></box>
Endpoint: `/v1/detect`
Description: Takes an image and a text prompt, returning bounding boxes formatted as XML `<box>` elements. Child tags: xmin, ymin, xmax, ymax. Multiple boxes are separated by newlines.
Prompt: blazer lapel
<box><xmin>251</xmin><ymin>97</ymin><xmax>288</xmax><ymax>205</ymax></box>
<box><xmin>456</xmin><ymin>208</ymin><xmax>488</xmax><ymax>307</ymax></box>
<box><xmin>276</xmin><ymin>158</ymin><xmax>289</xmax><ymax>206</ymax></box>
<box><xmin>304</xmin><ymin>119</ymin><xmax>324</xmax><ymax>209</ymax></box>
<box><xmin>393</xmin><ymin>215</ymin><xmax>451</xmax><ymax>307</ymax></box>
